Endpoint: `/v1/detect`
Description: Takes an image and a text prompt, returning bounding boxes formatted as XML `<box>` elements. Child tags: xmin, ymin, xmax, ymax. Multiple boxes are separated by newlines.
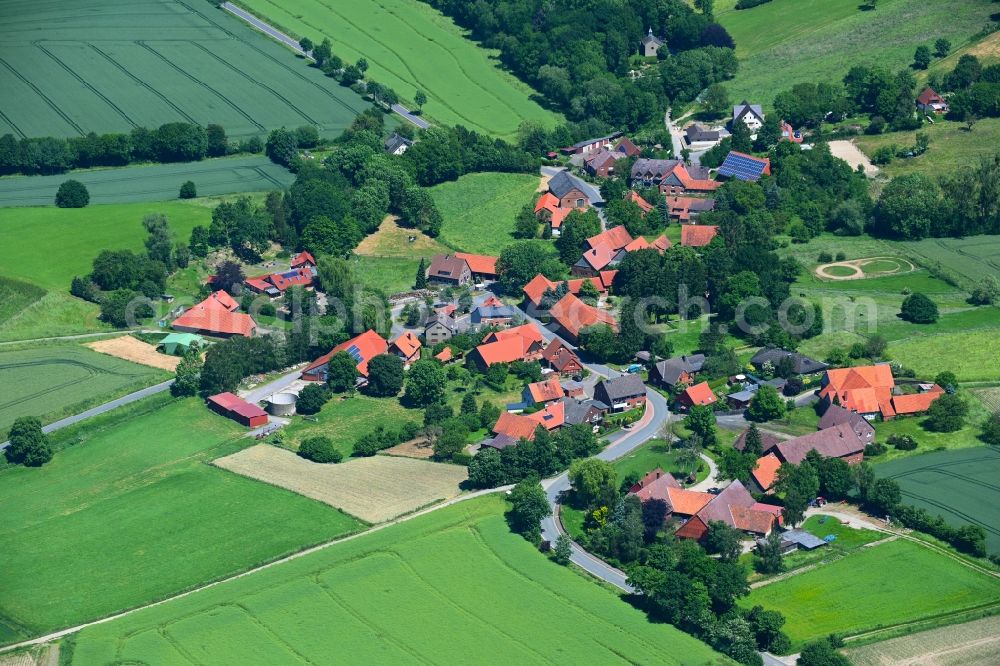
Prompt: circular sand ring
<box><xmin>814</xmin><ymin>256</ymin><xmax>914</xmax><ymax>281</ymax></box>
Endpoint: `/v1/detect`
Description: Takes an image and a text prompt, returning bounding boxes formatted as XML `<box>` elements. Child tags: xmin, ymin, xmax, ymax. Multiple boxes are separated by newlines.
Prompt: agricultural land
<box><xmin>879</xmin><ymin>448</ymin><xmax>1000</xmax><ymax>555</ymax></box>
<box><xmin>742</xmin><ymin>538</ymin><xmax>1000</xmax><ymax>650</ymax></box>
<box><xmin>845</xmin><ymin>614</ymin><xmax>1000</xmax><ymax>666</ymax></box>
<box><xmin>68</xmin><ymin>495</ymin><xmax>725</xmax><ymax>665</ymax></box>
<box><xmin>716</xmin><ymin>0</ymin><xmax>997</xmax><ymax>103</ymax></box>
<box><xmin>0</xmin><ymin>398</ymin><xmax>361</xmax><ymax>642</ymax></box>
<box><xmin>236</xmin><ymin>0</ymin><xmax>560</xmax><ymax>138</ymax></box>
<box><xmin>215</xmin><ymin>444</ymin><xmax>468</xmax><ymax>523</ymax></box>
<box><xmin>0</xmin><ymin>342</ymin><xmax>168</xmax><ymax>434</ymax></box>
<box><xmin>0</xmin><ymin>156</ymin><xmax>293</xmax><ymax>207</ymax></box>
<box><xmin>0</xmin><ymin>0</ymin><xmax>367</xmax><ymax>139</ymax></box>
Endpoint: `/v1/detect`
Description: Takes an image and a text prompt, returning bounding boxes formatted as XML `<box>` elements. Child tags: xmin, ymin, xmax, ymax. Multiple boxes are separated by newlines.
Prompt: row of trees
<box><xmin>0</xmin><ymin>123</ymin><xmax>263</xmax><ymax>176</ymax></box>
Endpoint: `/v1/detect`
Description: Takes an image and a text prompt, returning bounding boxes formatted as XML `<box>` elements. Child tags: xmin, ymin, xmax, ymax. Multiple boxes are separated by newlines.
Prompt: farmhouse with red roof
<box><xmin>680</xmin><ymin>225</ymin><xmax>719</xmax><ymax>247</ymax></box>
<box><xmin>302</xmin><ymin>330</ymin><xmax>388</xmax><ymax>382</ymax></box>
<box><xmin>172</xmin><ymin>292</ymin><xmax>257</xmax><ymax>338</ymax></box>
<box><xmin>470</xmin><ymin>323</ymin><xmax>546</xmax><ymax>369</ymax></box>
<box><xmin>548</xmin><ymin>293</ymin><xmax>617</xmax><ymax>344</ymax></box>
<box><xmin>206</xmin><ymin>392</ymin><xmax>268</xmax><ymax>428</ymax></box>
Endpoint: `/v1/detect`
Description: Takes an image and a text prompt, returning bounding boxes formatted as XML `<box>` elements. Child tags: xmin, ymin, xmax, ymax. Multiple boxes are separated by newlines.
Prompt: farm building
<box><xmin>384</xmin><ymin>132</ymin><xmax>414</xmax><ymax>155</ymax></box>
<box><xmin>630</xmin><ymin>159</ymin><xmax>718</xmax><ymax>195</ymax></box>
<box><xmin>734</xmin><ymin>427</ymin><xmax>784</xmax><ymax>455</ymax></box>
<box><xmin>916</xmin><ymin>87</ymin><xmax>949</xmax><ymax>114</ymax></box>
<box><xmin>819</xmin><ymin>364</ymin><xmax>944</xmax><ymax>421</ymax></box>
<box><xmin>685</xmin><ymin>123</ymin><xmax>721</xmax><ymax>145</ymax></box>
<box><xmin>158</xmin><ymin>332</ymin><xmax>204</xmax><ymax>356</ymax></box>
<box><xmin>593</xmin><ymin>375</ymin><xmax>646</xmax><ymax>412</ymax></box>
<box><xmin>818</xmin><ymin>404</ymin><xmax>876</xmax><ymax>444</ymax></box>
<box><xmin>771</xmin><ymin>423</ymin><xmax>867</xmax><ymax>465</ymax></box>
<box><xmin>560</xmin><ymin>397</ymin><xmax>607</xmax><ymax>426</ymax></box>
<box><xmin>750</xmin><ymin>452</ymin><xmax>783</xmax><ymax>494</ymax></box>
<box><xmin>290</xmin><ymin>251</ymin><xmax>316</xmax><ymax>269</ymax></box>
<box><xmin>470</xmin><ymin>323</ymin><xmax>546</xmax><ymax>369</ymax></box>
<box><xmin>302</xmin><ymin>330</ymin><xmax>388</xmax><ymax>382</ymax></box>
<box><xmin>675</xmin><ymin>480</ymin><xmax>776</xmax><ymax>540</ymax></box>
<box><xmin>524</xmin><ymin>377</ymin><xmax>565</xmax><ymax>405</ymax></box>
<box><xmin>389</xmin><ymin>332</ymin><xmax>422</xmax><ymax>367</ymax></box>
<box><xmin>547</xmin><ymin>170</ymin><xmax>597</xmax><ymax>209</ymax></box>
<box><xmin>244</xmin><ymin>266</ymin><xmax>315</xmax><ymax>297</ymax></box>
<box><xmin>206</xmin><ymin>392</ymin><xmax>268</xmax><ymax>428</ymax></box>
<box><xmin>454</xmin><ymin>252</ymin><xmax>498</xmax><ymax>282</ymax></box>
<box><xmin>426</xmin><ymin>255</ymin><xmax>472</xmax><ymax>286</ymax></box>
<box><xmin>471</xmin><ymin>305</ymin><xmax>515</xmax><ymax>327</ymax></box>
<box><xmin>542</xmin><ymin>338</ymin><xmax>584</xmax><ymax>377</ymax></box>
<box><xmin>717</xmin><ymin>151</ymin><xmax>771</xmax><ymax>182</ymax></box>
<box><xmin>584</xmin><ymin>150</ymin><xmax>621</xmax><ymax>178</ymax></box>
<box><xmin>750</xmin><ymin>348</ymin><xmax>827</xmax><ymax>375</ymax></box>
<box><xmin>171</xmin><ymin>292</ymin><xmax>257</xmax><ymax>338</ymax></box>
<box><xmin>533</xmin><ymin>192</ymin><xmax>575</xmax><ymax>236</ymax></box>
<box><xmin>666</xmin><ymin>196</ymin><xmax>715</xmax><ymax>222</ymax></box>
<box><xmin>561</xmin><ymin>131</ymin><xmax>623</xmax><ymax>156</ymax></box>
<box><xmin>680</xmin><ymin>225</ymin><xmax>719</xmax><ymax>248</ymax></box>
<box><xmin>522</xmin><ymin>272</ymin><xmax>615</xmax><ymax>310</ymax></box>
<box><xmin>548</xmin><ymin>293</ymin><xmax>617</xmax><ymax>344</ymax></box>
<box><xmin>425</xmin><ymin>314</ymin><xmax>458</xmax><ymax>345</ymax></box>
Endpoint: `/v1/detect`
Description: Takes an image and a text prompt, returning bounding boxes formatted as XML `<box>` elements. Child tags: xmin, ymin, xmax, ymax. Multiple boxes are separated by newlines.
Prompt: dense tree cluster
<box><xmin>419</xmin><ymin>0</ymin><xmax>736</xmax><ymax>130</ymax></box>
<box><xmin>403</xmin><ymin>125</ymin><xmax>538</xmax><ymax>186</ymax></box>
<box><xmin>467</xmin><ymin>424</ymin><xmax>601</xmax><ymax>488</ymax></box>
<box><xmin>0</xmin><ymin>123</ymin><xmax>266</xmax><ymax>176</ymax></box>
<box><xmin>6</xmin><ymin>416</ymin><xmax>53</xmax><ymax>467</ymax></box>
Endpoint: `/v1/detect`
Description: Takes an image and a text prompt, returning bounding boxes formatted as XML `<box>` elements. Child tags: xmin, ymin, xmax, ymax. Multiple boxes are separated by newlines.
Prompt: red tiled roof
<box><xmin>623</xmin><ymin>236</ymin><xmax>652</xmax><ymax>252</ymax></box>
<box><xmin>523</xmin><ymin>274</ymin><xmax>556</xmax><ymax>307</ymax></box>
<box><xmin>172</xmin><ymin>294</ymin><xmax>256</xmax><ymax>337</ymax></box>
<box><xmin>631</xmin><ymin>473</ymin><xmax>683</xmax><ymax>503</ymax></box>
<box><xmin>390</xmin><ymin>331</ymin><xmax>421</xmax><ymax>360</ymax></box>
<box><xmin>207</xmin><ymin>392</ymin><xmax>268</xmax><ymax>421</ymax></box>
<box><xmin>527</xmin><ymin>377</ymin><xmax>564</xmax><ymax>403</ymax></box>
<box><xmin>455</xmin><ymin>252</ymin><xmax>498</xmax><ymax>277</ymax></box>
<box><xmin>629</xmin><ymin>468</ymin><xmax>680</xmax><ymax>494</ymax></box>
<box><xmin>820</xmin><ymin>365</ymin><xmax>896</xmax><ymax>417</ymax></box>
<box><xmin>492</xmin><ymin>411</ymin><xmax>539</xmax><ymax>441</ymax></box>
<box><xmin>534</xmin><ymin>192</ymin><xmax>559</xmax><ymax>213</ymax></box>
<box><xmin>548</xmin><ymin>293</ymin><xmax>617</xmax><ymax>339</ymax></box>
<box><xmin>731</xmin><ymin>505</ymin><xmax>776</xmax><ymax>534</ymax></box>
<box><xmin>651</xmin><ymin>235</ymin><xmax>671</xmax><ymax>251</ymax></box>
<box><xmin>245</xmin><ymin>277</ymin><xmax>273</xmax><ymax>292</ymax></box>
<box><xmin>917</xmin><ymin>87</ymin><xmax>944</xmax><ymax>106</ymax></box>
<box><xmin>615</xmin><ymin>137</ymin><xmax>641</xmax><ymax>157</ymax></box>
<box><xmin>668</xmin><ymin>163</ymin><xmax>720</xmax><ymax>192</ymax></box>
<box><xmin>681</xmin><ymin>381</ymin><xmax>717</xmax><ymax>406</ymax></box>
<box><xmin>666</xmin><ymin>487</ymin><xmax>714</xmax><ymax>515</ymax></box>
<box><xmin>484</xmin><ymin>323</ymin><xmax>544</xmax><ymax>345</ymax></box>
<box><xmin>476</xmin><ymin>324</ymin><xmax>545</xmax><ymax>366</ymax></box>
<box><xmin>680</xmin><ymin>225</ymin><xmax>719</xmax><ymax>247</ymax></box>
<box><xmin>209</xmin><ymin>290</ymin><xmax>238</xmax><ymax>311</ymax></box>
<box><xmin>542</xmin><ymin>338</ymin><xmax>583</xmax><ymax>373</ymax></box>
<box><xmin>587</xmin><ymin>226</ymin><xmax>634</xmax><ymax>251</ymax></box>
<box><xmin>481</xmin><ymin>294</ymin><xmax>503</xmax><ymax>308</ymax></box>
<box><xmin>291</xmin><ymin>251</ymin><xmax>316</xmax><ymax>268</ymax></box>
<box><xmin>579</xmin><ymin>244</ymin><xmax>619</xmax><ymax>272</ymax></box>
<box><xmin>625</xmin><ymin>190</ymin><xmax>654</xmax><ymax>215</ymax></box>
<box><xmin>527</xmin><ymin>400</ymin><xmax>565</xmax><ymax>430</ymax></box>
<box><xmin>303</xmin><ymin>330</ymin><xmax>388</xmax><ymax>377</ymax></box>
<box><xmin>752</xmin><ymin>453</ymin><xmax>782</xmax><ymax>491</ymax></box>
<box><xmin>434</xmin><ymin>347</ymin><xmax>454</xmax><ymax>362</ymax></box>
<box><xmin>891</xmin><ymin>385</ymin><xmax>944</xmax><ymax>415</ymax></box>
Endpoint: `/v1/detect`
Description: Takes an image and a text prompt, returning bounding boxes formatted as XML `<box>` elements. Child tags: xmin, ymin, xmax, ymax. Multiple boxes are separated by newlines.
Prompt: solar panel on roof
<box><xmin>719</xmin><ymin>153</ymin><xmax>766</xmax><ymax>182</ymax></box>
<box><xmin>346</xmin><ymin>344</ymin><xmax>363</xmax><ymax>362</ymax></box>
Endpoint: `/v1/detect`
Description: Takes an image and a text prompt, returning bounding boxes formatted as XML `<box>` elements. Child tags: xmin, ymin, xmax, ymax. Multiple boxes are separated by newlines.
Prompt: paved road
<box><xmin>220</xmin><ymin>2</ymin><xmax>429</xmax><ymax>130</ymax></box>
<box><xmin>0</xmin><ymin>380</ymin><xmax>174</xmax><ymax>450</ymax></box>
<box><xmin>241</xmin><ymin>367</ymin><xmax>304</xmax><ymax>404</ymax></box>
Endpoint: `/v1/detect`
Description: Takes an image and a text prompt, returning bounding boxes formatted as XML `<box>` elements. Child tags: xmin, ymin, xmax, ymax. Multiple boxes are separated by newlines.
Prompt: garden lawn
<box><xmin>854</xmin><ymin>119</ymin><xmax>1000</xmax><ymax>181</ymax></box>
<box><xmin>0</xmin><ymin>0</ymin><xmax>366</xmax><ymax>139</ymax></box>
<box><xmin>742</xmin><ymin>539</ymin><xmax>1000</xmax><ymax>649</ymax></box>
<box><xmin>70</xmin><ymin>495</ymin><xmax>726</xmax><ymax>665</ymax></box>
<box><xmin>613</xmin><ymin>439</ymin><xmax>709</xmax><ymax>485</ymax></box>
<box><xmin>0</xmin><ymin>156</ymin><xmax>292</xmax><ymax>207</ymax></box>
<box><xmin>878</xmin><ymin>447</ymin><xmax>1000</xmax><ymax>554</ymax></box>
<box><xmin>430</xmin><ymin>172</ymin><xmax>542</xmax><ymax>255</ymax></box>
<box><xmin>278</xmin><ymin>394</ymin><xmax>418</xmax><ymax>458</ymax></box>
<box><xmin>716</xmin><ymin>0</ymin><xmax>995</xmax><ymax>102</ymax></box>
<box><xmin>0</xmin><ymin>342</ymin><xmax>168</xmax><ymax>434</ymax></box>
<box><xmin>237</xmin><ymin>0</ymin><xmax>559</xmax><ymax>138</ymax></box>
<box><xmin>0</xmin><ymin>398</ymin><xmax>361</xmax><ymax>642</ymax></box>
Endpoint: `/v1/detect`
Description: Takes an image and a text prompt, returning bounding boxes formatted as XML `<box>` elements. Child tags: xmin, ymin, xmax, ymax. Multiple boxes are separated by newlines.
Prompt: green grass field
<box><xmin>69</xmin><ymin>495</ymin><xmax>726</xmax><ymax>665</ymax></box>
<box><xmin>878</xmin><ymin>448</ymin><xmax>1000</xmax><ymax>554</ymax></box>
<box><xmin>280</xmin><ymin>394</ymin><xmax>419</xmax><ymax>457</ymax></box>
<box><xmin>0</xmin><ymin>397</ymin><xmax>361</xmax><ymax>643</ymax></box>
<box><xmin>0</xmin><ymin>156</ymin><xmax>293</xmax><ymax>207</ymax></box>
<box><xmin>855</xmin><ymin>118</ymin><xmax>1000</xmax><ymax>180</ymax></box>
<box><xmin>895</xmin><ymin>234</ymin><xmax>1000</xmax><ymax>287</ymax></box>
<box><xmin>0</xmin><ymin>277</ymin><xmax>45</xmax><ymax>327</ymax></box>
<box><xmin>889</xmin><ymin>329</ymin><xmax>1000</xmax><ymax>382</ymax></box>
<box><xmin>0</xmin><ymin>342</ymin><xmax>167</xmax><ymax>433</ymax></box>
<box><xmin>0</xmin><ymin>0</ymin><xmax>367</xmax><ymax>139</ymax></box>
<box><xmin>742</xmin><ymin>539</ymin><xmax>1000</xmax><ymax>649</ymax></box>
<box><xmin>430</xmin><ymin>172</ymin><xmax>541</xmax><ymax>255</ymax></box>
<box><xmin>0</xmin><ymin>199</ymin><xmax>216</xmax><ymax>291</ymax></box>
<box><xmin>237</xmin><ymin>0</ymin><xmax>559</xmax><ymax>138</ymax></box>
<box><xmin>716</xmin><ymin>0</ymin><xmax>995</xmax><ymax>103</ymax></box>
<box><xmin>613</xmin><ymin>439</ymin><xmax>709</xmax><ymax>485</ymax></box>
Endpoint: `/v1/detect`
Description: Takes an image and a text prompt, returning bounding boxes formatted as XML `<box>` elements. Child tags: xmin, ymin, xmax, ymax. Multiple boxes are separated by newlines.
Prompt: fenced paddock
<box><xmin>0</xmin><ymin>0</ymin><xmax>367</xmax><ymax>140</ymax></box>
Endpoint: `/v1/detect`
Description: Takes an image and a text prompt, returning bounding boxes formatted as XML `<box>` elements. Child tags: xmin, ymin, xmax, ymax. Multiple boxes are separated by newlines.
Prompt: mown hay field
<box><xmin>0</xmin><ymin>342</ymin><xmax>167</xmax><ymax>433</ymax></box>
<box><xmin>0</xmin><ymin>0</ymin><xmax>367</xmax><ymax>139</ymax></box>
<box><xmin>84</xmin><ymin>335</ymin><xmax>180</xmax><ymax>371</ymax></box>
<box><xmin>215</xmin><ymin>445</ymin><xmax>468</xmax><ymax>522</ymax></box>
<box><xmin>430</xmin><ymin>171</ymin><xmax>543</xmax><ymax>255</ymax></box>
<box><xmin>0</xmin><ymin>398</ymin><xmax>361</xmax><ymax>643</ymax></box>
<box><xmin>742</xmin><ymin>539</ymin><xmax>1000</xmax><ymax>649</ymax></box>
<box><xmin>878</xmin><ymin>447</ymin><xmax>1000</xmax><ymax>554</ymax></box>
<box><xmin>845</xmin><ymin>614</ymin><xmax>1000</xmax><ymax>666</ymax></box>
<box><xmin>716</xmin><ymin>0</ymin><xmax>995</xmax><ymax>102</ymax></box>
<box><xmin>0</xmin><ymin>156</ymin><xmax>293</xmax><ymax>207</ymax></box>
<box><xmin>238</xmin><ymin>0</ymin><xmax>560</xmax><ymax>138</ymax></box>
<box><xmin>70</xmin><ymin>495</ymin><xmax>726</xmax><ymax>665</ymax></box>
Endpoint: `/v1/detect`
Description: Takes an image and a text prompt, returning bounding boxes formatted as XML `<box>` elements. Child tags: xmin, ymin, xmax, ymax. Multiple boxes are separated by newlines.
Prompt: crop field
<box><xmin>238</xmin><ymin>0</ymin><xmax>560</xmax><ymax>138</ymax></box>
<box><xmin>430</xmin><ymin>172</ymin><xmax>542</xmax><ymax>255</ymax></box>
<box><xmin>742</xmin><ymin>538</ymin><xmax>1000</xmax><ymax>649</ymax></box>
<box><xmin>716</xmin><ymin>0</ymin><xmax>995</xmax><ymax>102</ymax></box>
<box><xmin>0</xmin><ymin>277</ymin><xmax>45</xmax><ymax>328</ymax></box>
<box><xmin>0</xmin><ymin>0</ymin><xmax>367</xmax><ymax>139</ymax></box>
<box><xmin>0</xmin><ymin>156</ymin><xmax>293</xmax><ymax>207</ymax></box>
<box><xmin>0</xmin><ymin>200</ymin><xmax>215</xmax><ymax>291</ymax></box>
<box><xmin>0</xmin><ymin>398</ymin><xmax>361</xmax><ymax>642</ymax></box>
<box><xmin>0</xmin><ymin>343</ymin><xmax>167</xmax><ymax>434</ymax></box>
<box><xmin>84</xmin><ymin>335</ymin><xmax>180</xmax><ymax>371</ymax></box>
<box><xmin>889</xmin><ymin>329</ymin><xmax>1000</xmax><ymax>382</ymax></box>
<box><xmin>845</xmin><ymin>614</ymin><xmax>1000</xmax><ymax>666</ymax></box>
<box><xmin>215</xmin><ymin>444</ymin><xmax>468</xmax><ymax>522</ymax></box>
<box><xmin>895</xmin><ymin>234</ymin><xmax>1000</xmax><ymax>287</ymax></box>
<box><xmin>878</xmin><ymin>448</ymin><xmax>1000</xmax><ymax>554</ymax></box>
<box><xmin>69</xmin><ymin>495</ymin><xmax>725</xmax><ymax>665</ymax></box>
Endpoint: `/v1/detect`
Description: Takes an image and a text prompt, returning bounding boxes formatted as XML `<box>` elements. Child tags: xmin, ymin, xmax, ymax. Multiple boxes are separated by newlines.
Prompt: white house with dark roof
<box><xmin>733</xmin><ymin>100</ymin><xmax>765</xmax><ymax>132</ymax></box>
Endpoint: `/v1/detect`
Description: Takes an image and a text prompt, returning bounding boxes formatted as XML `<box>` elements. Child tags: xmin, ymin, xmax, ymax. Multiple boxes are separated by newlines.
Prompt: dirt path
<box><xmin>829</xmin><ymin>140</ymin><xmax>879</xmax><ymax>177</ymax></box>
<box><xmin>814</xmin><ymin>256</ymin><xmax>915</xmax><ymax>281</ymax></box>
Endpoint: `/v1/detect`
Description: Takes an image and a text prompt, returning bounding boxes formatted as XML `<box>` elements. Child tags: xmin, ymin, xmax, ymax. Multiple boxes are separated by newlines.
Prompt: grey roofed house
<box><xmin>641</xmin><ymin>28</ymin><xmax>663</xmax><ymax>56</ymax></box>
<box><xmin>781</xmin><ymin>529</ymin><xmax>828</xmax><ymax>550</ymax></box>
<box><xmin>775</xmin><ymin>423</ymin><xmax>865</xmax><ymax>464</ymax></box>
<box><xmin>734</xmin><ymin>426</ymin><xmax>784</xmax><ymax>454</ymax></box>
<box><xmin>733</xmin><ymin>100</ymin><xmax>765</xmax><ymax>124</ymax></box>
<box><xmin>818</xmin><ymin>403</ymin><xmax>876</xmax><ymax>443</ymax></box>
<box><xmin>688</xmin><ymin>198</ymin><xmax>717</xmax><ymax>213</ymax></box>
<box><xmin>547</xmin><ymin>170</ymin><xmax>603</xmax><ymax>204</ymax></box>
<box><xmin>685</xmin><ymin>123</ymin><xmax>721</xmax><ymax>144</ymax></box>
<box><xmin>569</xmin><ymin>131</ymin><xmax>623</xmax><ymax>151</ymax></box>
<box><xmin>727</xmin><ymin>388</ymin><xmax>757</xmax><ymax>405</ymax></box>
<box><xmin>631</xmin><ymin>158</ymin><xmax>680</xmax><ymax>182</ymax></box>
<box><xmin>480</xmin><ymin>433</ymin><xmax>519</xmax><ymax>451</ymax></box>
<box><xmin>384</xmin><ymin>132</ymin><xmax>413</xmax><ymax>154</ymax></box>
<box><xmin>650</xmin><ymin>354</ymin><xmax>705</xmax><ymax>387</ymax></box>
<box><xmin>594</xmin><ymin>374</ymin><xmax>646</xmax><ymax>404</ymax></box>
<box><xmin>750</xmin><ymin>347</ymin><xmax>828</xmax><ymax>375</ymax></box>
<box><xmin>560</xmin><ymin>397</ymin><xmax>608</xmax><ymax>426</ymax></box>
<box><xmin>471</xmin><ymin>305</ymin><xmax>515</xmax><ymax>324</ymax></box>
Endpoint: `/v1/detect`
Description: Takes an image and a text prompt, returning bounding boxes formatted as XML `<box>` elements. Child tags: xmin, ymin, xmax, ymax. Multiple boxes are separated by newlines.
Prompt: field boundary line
<box><xmin>134</xmin><ymin>41</ymin><xmax>266</xmax><ymax>133</ymax></box>
<box><xmin>0</xmin><ymin>56</ymin><xmax>84</xmax><ymax>135</ymax></box>
<box><xmin>33</xmin><ymin>42</ymin><xmax>138</xmax><ymax>129</ymax></box>
<box><xmin>842</xmin><ymin>599</ymin><xmax>1000</xmax><ymax>646</ymax></box>
<box><xmin>0</xmin><ymin>485</ymin><xmax>510</xmax><ymax>653</ymax></box>
<box><xmin>0</xmin><ymin>107</ymin><xmax>25</xmax><ymax>139</ymax></box>
<box><xmin>88</xmin><ymin>44</ymin><xmax>199</xmax><ymax>125</ymax></box>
